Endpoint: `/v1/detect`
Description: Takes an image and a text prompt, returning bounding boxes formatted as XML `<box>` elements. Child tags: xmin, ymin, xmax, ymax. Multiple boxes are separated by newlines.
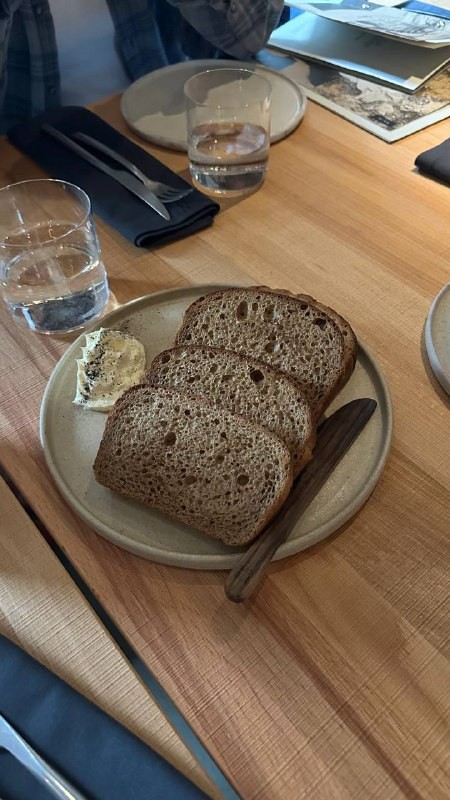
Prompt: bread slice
<box><xmin>93</xmin><ymin>385</ymin><xmax>293</xmax><ymax>547</ymax></box>
<box><xmin>175</xmin><ymin>287</ymin><xmax>357</xmax><ymax>418</ymax></box>
<box><xmin>258</xmin><ymin>286</ymin><xmax>357</xmax><ymax>380</ymax></box>
<box><xmin>145</xmin><ymin>345</ymin><xmax>315</xmax><ymax>475</ymax></box>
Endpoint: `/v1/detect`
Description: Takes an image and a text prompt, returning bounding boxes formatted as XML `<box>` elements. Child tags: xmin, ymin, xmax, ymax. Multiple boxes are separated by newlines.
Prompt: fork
<box><xmin>73</xmin><ymin>132</ymin><xmax>194</xmax><ymax>203</ymax></box>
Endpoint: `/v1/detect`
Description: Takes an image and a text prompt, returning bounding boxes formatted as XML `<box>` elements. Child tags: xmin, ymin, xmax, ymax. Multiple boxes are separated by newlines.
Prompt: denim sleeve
<box><xmin>166</xmin><ymin>0</ymin><xmax>284</xmax><ymax>59</ymax></box>
<box><xmin>0</xmin><ymin>0</ymin><xmax>23</xmax><ymax>16</ymax></box>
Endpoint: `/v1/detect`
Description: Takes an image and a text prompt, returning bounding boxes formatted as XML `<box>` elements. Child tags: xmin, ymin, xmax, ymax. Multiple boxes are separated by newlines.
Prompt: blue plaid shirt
<box><xmin>0</xmin><ymin>0</ymin><xmax>284</xmax><ymax>132</ymax></box>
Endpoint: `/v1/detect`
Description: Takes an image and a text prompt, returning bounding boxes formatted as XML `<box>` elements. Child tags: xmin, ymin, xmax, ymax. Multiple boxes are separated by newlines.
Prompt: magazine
<box><xmin>258</xmin><ymin>48</ymin><xmax>450</xmax><ymax>142</ymax></box>
<box><xmin>268</xmin><ymin>12</ymin><xmax>450</xmax><ymax>91</ymax></box>
<box><xmin>286</xmin><ymin>1</ymin><xmax>450</xmax><ymax>47</ymax></box>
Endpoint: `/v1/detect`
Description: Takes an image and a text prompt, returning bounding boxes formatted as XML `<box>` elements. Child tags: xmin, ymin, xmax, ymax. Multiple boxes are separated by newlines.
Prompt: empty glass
<box><xmin>0</xmin><ymin>179</ymin><xmax>109</xmax><ymax>334</ymax></box>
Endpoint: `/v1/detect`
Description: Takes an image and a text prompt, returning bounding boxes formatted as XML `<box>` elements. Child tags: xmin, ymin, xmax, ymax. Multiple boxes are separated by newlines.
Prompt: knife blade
<box><xmin>225</xmin><ymin>398</ymin><xmax>377</xmax><ymax>603</ymax></box>
<box><xmin>0</xmin><ymin>714</ymin><xmax>87</xmax><ymax>799</ymax></box>
<box><xmin>42</xmin><ymin>124</ymin><xmax>171</xmax><ymax>221</ymax></box>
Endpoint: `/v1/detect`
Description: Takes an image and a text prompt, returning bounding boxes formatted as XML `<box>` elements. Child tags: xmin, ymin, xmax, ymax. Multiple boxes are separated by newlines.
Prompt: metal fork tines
<box><xmin>74</xmin><ymin>132</ymin><xmax>194</xmax><ymax>203</ymax></box>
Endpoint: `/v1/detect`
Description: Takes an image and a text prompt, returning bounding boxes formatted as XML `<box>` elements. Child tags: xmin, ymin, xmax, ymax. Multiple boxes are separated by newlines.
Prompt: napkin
<box><xmin>0</xmin><ymin>634</ymin><xmax>210</xmax><ymax>799</ymax></box>
<box><xmin>414</xmin><ymin>138</ymin><xmax>450</xmax><ymax>184</ymax></box>
<box><xmin>7</xmin><ymin>107</ymin><xmax>220</xmax><ymax>247</ymax></box>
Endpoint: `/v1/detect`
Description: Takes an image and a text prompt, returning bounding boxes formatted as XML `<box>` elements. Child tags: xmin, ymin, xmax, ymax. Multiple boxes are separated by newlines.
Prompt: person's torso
<box><xmin>2</xmin><ymin>0</ymin><xmax>225</xmax><ymax>131</ymax></box>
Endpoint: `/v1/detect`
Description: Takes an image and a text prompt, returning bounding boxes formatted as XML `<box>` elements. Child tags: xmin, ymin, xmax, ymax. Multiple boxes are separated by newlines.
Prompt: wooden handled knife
<box><xmin>225</xmin><ymin>398</ymin><xmax>377</xmax><ymax>603</ymax></box>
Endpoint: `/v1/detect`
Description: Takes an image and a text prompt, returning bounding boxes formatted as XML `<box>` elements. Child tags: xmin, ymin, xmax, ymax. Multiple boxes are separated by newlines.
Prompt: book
<box><xmin>286</xmin><ymin>2</ymin><xmax>450</xmax><ymax>47</ymax></box>
<box><xmin>258</xmin><ymin>48</ymin><xmax>450</xmax><ymax>142</ymax></box>
<box><xmin>268</xmin><ymin>12</ymin><xmax>450</xmax><ymax>91</ymax></box>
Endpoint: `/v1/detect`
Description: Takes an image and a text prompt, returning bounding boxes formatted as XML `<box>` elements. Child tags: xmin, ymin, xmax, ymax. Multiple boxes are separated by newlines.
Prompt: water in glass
<box><xmin>2</xmin><ymin>221</ymin><xmax>109</xmax><ymax>334</ymax></box>
<box><xmin>188</xmin><ymin>121</ymin><xmax>269</xmax><ymax>196</ymax></box>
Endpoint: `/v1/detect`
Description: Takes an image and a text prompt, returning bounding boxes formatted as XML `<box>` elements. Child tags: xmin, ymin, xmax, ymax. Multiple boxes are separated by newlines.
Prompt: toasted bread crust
<box><xmin>93</xmin><ymin>285</ymin><xmax>358</xmax><ymax>547</ymax></box>
<box><xmin>94</xmin><ymin>385</ymin><xmax>293</xmax><ymax>546</ymax></box>
<box><xmin>145</xmin><ymin>344</ymin><xmax>315</xmax><ymax>476</ymax></box>
<box><xmin>176</xmin><ymin>287</ymin><xmax>357</xmax><ymax>419</ymax></box>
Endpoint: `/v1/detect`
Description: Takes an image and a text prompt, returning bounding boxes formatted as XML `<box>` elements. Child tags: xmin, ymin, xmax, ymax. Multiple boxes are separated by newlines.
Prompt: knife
<box><xmin>0</xmin><ymin>713</ymin><xmax>88</xmax><ymax>799</ymax></box>
<box><xmin>42</xmin><ymin>124</ymin><xmax>171</xmax><ymax>221</ymax></box>
<box><xmin>225</xmin><ymin>398</ymin><xmax>377</xmax><ymax>603</ymax></box>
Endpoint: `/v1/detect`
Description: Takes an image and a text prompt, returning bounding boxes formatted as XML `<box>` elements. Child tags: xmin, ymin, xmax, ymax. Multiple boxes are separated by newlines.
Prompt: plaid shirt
<box><xmin>0</xmin><ymin>0</ymin><xmax>284</xmax><ymax>132</ymax></box>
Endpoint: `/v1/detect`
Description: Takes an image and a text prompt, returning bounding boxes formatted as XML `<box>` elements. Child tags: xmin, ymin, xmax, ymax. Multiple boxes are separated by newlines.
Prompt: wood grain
<box><xmin>0</xmin><ymin>478</ymin><xmax>216</xmax><ymax>798</ymax></box>
<box><xmin>1</xmin><ymin>94</ymin><xmax>449</xmax><ymax>799</ymax></box>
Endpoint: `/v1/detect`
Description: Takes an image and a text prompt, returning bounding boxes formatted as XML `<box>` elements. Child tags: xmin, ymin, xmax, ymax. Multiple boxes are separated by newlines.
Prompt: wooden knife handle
<box><xmin>225</xmin><ymin>521</ymin><xmax>290</xmax><ymax>602</ymax></box>
<box><xmin>225</xmin><ymin>398</ymin><xmax>377</xmax><ymax>603</ymax></box>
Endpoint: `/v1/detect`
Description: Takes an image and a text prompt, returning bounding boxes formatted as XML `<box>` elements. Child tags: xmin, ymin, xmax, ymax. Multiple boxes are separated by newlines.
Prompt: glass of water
<box><xmin>0</xmin><ymin>178</ymin><xmax>109</xmax><ymax>334</ymax></box>
<box><xmin>184</xmin><ymin>68</ymin><xmax>271</xmax><ymax>197</ymax></box>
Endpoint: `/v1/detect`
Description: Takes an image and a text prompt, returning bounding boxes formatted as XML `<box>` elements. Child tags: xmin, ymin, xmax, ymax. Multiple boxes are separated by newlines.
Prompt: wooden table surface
<box><xmin>0</xmin><ymin>477</ymin><xmax>216</xmax><ymax>797</ymax></box>
<box><xmin>1</xmin><ymin>93</ymin><xmax>449</xmax><ymax>800</ymax></box>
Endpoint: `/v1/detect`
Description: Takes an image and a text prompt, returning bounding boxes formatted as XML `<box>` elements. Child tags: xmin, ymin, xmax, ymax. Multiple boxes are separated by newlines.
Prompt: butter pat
<box><xmin>74</xmin><ymin>328</ymin><xmax>146</xmax><ymax>411</ymax></box>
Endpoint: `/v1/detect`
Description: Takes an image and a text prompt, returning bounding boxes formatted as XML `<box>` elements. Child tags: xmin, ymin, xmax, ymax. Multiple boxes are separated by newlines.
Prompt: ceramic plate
<box><xmin>120</xmin><ymin>60</ymin><xmax>307</xmax><ymax>150</ymax></box>
<box><xmin>425</xmin><ymin>283</ymin><xmax>450</xmax><ymax>395</ymax></box>
<box><xmin>40</xmin><ymin>285</ymin><xmax>392</xmax><ymax>570</ymax></box>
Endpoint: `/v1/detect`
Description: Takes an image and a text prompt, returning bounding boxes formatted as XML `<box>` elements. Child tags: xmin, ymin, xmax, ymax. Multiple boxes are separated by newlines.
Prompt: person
<box><xmin>0</xmin><ymin>0</ymin><xmax>285</xmax><ymax>133</ymax></box>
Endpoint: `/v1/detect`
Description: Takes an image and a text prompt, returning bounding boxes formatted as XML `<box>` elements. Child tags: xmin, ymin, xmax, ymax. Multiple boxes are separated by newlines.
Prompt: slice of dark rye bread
<box><xmin>93</xmin><ymin>385</ymin><xmax>293</xmax><ymax>546</ymax></box>
<box><xmin>145</xmin><ymin>345</ymin><xmax>315</xmax><ymax>475</ymax></box>
<box><xmin>175</xmin><ymin>287</ymin><xmax>358</xmax><ymax>419</ymax></box>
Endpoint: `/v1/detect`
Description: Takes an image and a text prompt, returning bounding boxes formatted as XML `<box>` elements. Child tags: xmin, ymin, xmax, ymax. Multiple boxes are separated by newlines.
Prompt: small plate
<box><xmin>120</xmin><ymin>60</ymin><xmax>307</xmax><ymax>151</ymax></box>
<box><xmin>425</xmin><ymin>283</ymin><xmax>450</xmax><ymax>395</ymax></box>
<box><xmin>40</xmin><ymin>285</ymin><xmax>392</xmax><ymax>570</ymax></box>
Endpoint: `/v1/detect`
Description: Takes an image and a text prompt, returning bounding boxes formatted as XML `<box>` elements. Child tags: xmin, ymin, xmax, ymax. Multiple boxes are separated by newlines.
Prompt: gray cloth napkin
<box><xmin>0</xmin><ymin>634</ymin><xmax>210</xmax><ymax>799</ymax></box>
<box><xmin>415</xmin><ymin>137</ymin><xmax>450</xmax><ymax>184</ymax></box>
<box><xmin>8</xmin><ymin>106</ymin><xmax>220</xmax><ymax>248</ymax></box>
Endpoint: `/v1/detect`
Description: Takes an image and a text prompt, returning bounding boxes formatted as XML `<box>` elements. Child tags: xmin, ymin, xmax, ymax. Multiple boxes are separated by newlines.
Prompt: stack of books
<box><xmin>266</xmin><ymin>0</ymin><xmax>450</xmax><ymax>140</ymax></box>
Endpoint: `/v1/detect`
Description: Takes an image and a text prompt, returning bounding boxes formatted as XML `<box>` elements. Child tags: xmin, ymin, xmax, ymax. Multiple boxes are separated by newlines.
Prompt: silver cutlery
<box><xmin>73</xmin><ymin>132</ymin><xmax>194</xmax><ymax>204</ymax></box>
<box><xmin>42</xmin><ymin>124</ymin><xmax>171</xmax><ymax>221</ymax></box>
<box><xmin>0</xmin><ymin>714</ymin><xmax>88</xmax><ymax>800</ymax></box>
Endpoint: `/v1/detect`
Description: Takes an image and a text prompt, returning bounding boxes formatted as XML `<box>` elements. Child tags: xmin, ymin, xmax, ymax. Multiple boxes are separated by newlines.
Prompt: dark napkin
<box><xmin>414</xmin><ymin>138</ymin><xmax>450</xmax><ymax>184</ymax></box>
<box><xmin>7</xmin><ymin>106</ymin><xmax>219</xmax><ymax>247</ymax></box>
<box><xmin>0</xmin><ymin>634</ymin><xmax>210</xmax><ymax>799</ymax></box>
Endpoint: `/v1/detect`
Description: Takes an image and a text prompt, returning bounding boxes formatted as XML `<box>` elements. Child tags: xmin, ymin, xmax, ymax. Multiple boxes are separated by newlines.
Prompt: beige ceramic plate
<box><xmin>40</xmin><ymin>285</ymin><xmax>392</xmax><ymax>570</ymax></box>
<box><xmin>120</xmin><ymin>60</ymin><xmax>307</xmax><ymax>150</ymax></box>
<box><xmin>425</xmin><ymin>283</ymin><xmax>450</xmax><ymax>395</ymax></box>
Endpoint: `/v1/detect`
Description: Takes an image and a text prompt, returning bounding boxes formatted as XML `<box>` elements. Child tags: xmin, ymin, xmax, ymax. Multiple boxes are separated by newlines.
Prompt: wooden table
<box><xmin>0</xmin><ymin>477</ymin><xmax>216</xmax><ymax>797</ymax></box>
<box><xmin>1</xmin><ymin>94</ymin><xmax>449</xmax><ymax>800</ymax></box>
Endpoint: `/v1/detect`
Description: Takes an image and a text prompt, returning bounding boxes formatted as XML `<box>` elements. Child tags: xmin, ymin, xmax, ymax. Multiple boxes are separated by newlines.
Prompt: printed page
<box><xmin>268</xmin><ymin>13</ymin><xmax>450</xmax><ymax>90</ymax></box>
<box><xmin>287</xmin><ymin>1</ymin><xmax>450</xmax><ymax>45</ymax></box>
<box><xmin>258</xmin><ymin>48</ymin><xmax>450</xmax><ymax>142</ymax></box>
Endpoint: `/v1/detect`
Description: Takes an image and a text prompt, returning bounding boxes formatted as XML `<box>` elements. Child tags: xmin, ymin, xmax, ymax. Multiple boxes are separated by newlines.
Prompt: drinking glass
<box><xmin>184</xmin><ymin>68</ymin><xmax>272</xmax><ymax>197</ymax></box>
<box><xmin>0</xmin><ymin>179</ymin><xmax>109</xmax><ymax>334</ymax></box>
